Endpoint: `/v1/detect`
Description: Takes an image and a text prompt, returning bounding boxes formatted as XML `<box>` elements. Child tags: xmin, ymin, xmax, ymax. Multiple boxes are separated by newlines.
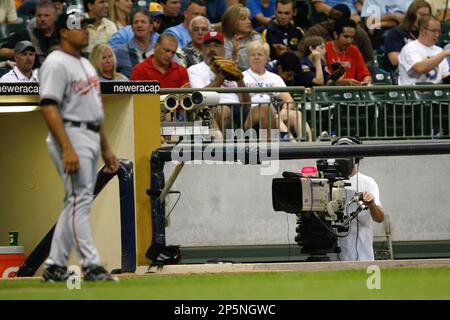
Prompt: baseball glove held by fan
<box><xmin>211</xmin><ymin>56</ymin><xmax>243</xmax><ymax>81</ymax></box>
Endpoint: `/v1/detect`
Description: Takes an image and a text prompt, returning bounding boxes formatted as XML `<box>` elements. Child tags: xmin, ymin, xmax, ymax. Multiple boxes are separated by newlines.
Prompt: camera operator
<box><xmin>334</xmin><ymin>137</ymin><xmax>385</xmax><ymax>261</ymax></box>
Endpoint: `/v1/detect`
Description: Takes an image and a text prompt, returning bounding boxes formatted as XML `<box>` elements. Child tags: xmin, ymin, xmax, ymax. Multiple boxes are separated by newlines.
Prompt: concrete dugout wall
<box><xmin>164</xmin><ymin>154</ymin><xmax>450</xmax><ymax>246</ymax></box>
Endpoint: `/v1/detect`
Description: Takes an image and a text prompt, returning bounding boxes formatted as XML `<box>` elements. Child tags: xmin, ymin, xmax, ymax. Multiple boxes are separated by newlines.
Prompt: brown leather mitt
<box><xmin>211</xmin><ymin>56</ymin><xmax>243</xmax><ymax>81</ymax></box>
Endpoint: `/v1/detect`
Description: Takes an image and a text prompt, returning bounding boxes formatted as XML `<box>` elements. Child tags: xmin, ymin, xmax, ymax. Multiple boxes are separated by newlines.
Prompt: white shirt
<box><xmin>39</xmin><ymin>50</ymin><xmax>104</xmax><ymax>124</ymax></box>
<box><xmin>85</xmin><ymin>17</ymin><xmax>118</xmax><ymax>54</ymax></box>
<box><xmin>188</xmin><ymin>61</ymin><xmax>241</xmax><ymax>104</ymax></box>
<box><xmin>243</xmin><ymin>68</ymin><xmax>286</xmax><ymax>105</ymax></box>
<box><xmin>361</xmin><ymin>0</ymin><xmax>412</xmax><ymax>17</ymax></box>
<box><xmin>398</xmin><ymin>39</ymin><xmax>450</xmax><ymax>85</ymax></box>
<box><xmin>0</xmin><ymin>66</ymin><xmax>39</xmax><ymax>82</ymax></box>
<box><xmin>0</xmin><ymin>0</ymin><xmax>17</xmax><ymax>24</ymax></box>
<box><xmin>338</xmin><ymin>172</ymin><xmax>382</xmax><ymax>261</ymax></box>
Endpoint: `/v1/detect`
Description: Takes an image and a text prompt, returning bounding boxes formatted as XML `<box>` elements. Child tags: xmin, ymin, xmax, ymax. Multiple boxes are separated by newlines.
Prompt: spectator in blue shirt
<box><xmin>247</xmin><ymin>0</ymin><xmax>276</xmax><ymax>31</ymax></box>
<box><xmin>108</xmin><ymin>2</ymin><xmax>163</xmax><ymax>48</ymax></box>
<box><xmin>113</xmin><ymin>9</ymin><xmax>157</xmax><ymax>78</ymax></box>
<box><xmin>294</xmin><ymin>36</ymin><xmax>332</xmax><ymax>87</ymax></box>
<box><xmin>312</xmin><ymin>0</ymin><xmax>363</xmax><ymax>23</ymax></box>
<box><xmin>205</xmin><ymin>0</ymin><xmax>227</xmax><ymax>31</ymax></box>
<box><xmin>164</xmin><ymin>0</ymin><xmax>207</xmax><ymax>48</ymax></box>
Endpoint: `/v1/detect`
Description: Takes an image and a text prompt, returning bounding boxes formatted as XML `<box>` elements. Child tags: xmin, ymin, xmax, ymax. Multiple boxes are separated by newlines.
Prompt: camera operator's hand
<box><xmin>361</xmin><ymin>192</ymin><xmax>375</xmax><ymax>206</ymax></box>
<box><xmin>361</xmin><ymin>192</ymin><xmax>385</xmax><ymax>223</ymax></box>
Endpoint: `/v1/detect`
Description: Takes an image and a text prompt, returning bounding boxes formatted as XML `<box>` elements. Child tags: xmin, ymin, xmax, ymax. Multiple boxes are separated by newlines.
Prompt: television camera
<box><xmin>272</xmin><ymin>158</ymin><xmax>368</xmax><ymax>261</ymax></box>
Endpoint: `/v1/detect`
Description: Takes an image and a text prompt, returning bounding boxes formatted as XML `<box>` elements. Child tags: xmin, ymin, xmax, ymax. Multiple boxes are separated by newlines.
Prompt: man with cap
<box><xmin>130</xmin><ymin>32</ymin><xmax>189</xmax><ymax>87</ymax></box>
<box><xmin>39</xmin><ymin>8</ymin><xmax>119</xmax><ymax>282</ymax></box>
<box><xmin>0</xmin><ymin>0</ymin><xmax>59</xmax><ymax>66</ymax></box>
<box><xmin>0</xmin><ymin>41</ymin><xmax>39</xmax><ymax>82</ymax></box>
<box><xmin>188</xmin><ymin>31</ymin><xmax>251</xmax><ymax>139</ymax></box>
<box><xmin>108</xmin><ymin>1</ymin><xmax>161</xmax><ymax>49</ymax></box>
<box><xmin>149</xmin><ymin>1</ymin><xmax>165</xmax><ymax>33</ymax></box>
<box><xmin>298</xmin><ymin>3</ymin><xmax>373</xmax><ymax>63</ymax></box>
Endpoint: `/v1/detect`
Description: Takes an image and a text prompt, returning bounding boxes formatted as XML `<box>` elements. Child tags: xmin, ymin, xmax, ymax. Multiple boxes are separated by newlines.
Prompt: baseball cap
<box><xmin>149</xmin><ymin>2</ymin><xmax>164</xmax><ymax>18</ymax></box>
<box><xmin>56</xmin><ymin>9</ymin><xmax>95</xmax><ymax>33</ymax></box>
<box><xmin>203</xmin><ymin>31</ymin><xmax>224</xmax><ymax>44</ymax></box>
<box><xmin>328</xmin><ymin>4</ymin><xmax>351</xmax><ymax>20</ymax></box>
<box><xmin>14</xmin><ymin>40</ymin><xmax>35</xmax><ymax>53</ymax></box>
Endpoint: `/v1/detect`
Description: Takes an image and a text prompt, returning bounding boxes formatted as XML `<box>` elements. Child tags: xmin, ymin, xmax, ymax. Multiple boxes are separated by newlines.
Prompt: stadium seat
<box><xmin>369</xmin><ymin>68</ymin><xmax>393</xmax><ymax>85</ymax></box>
<box><xmin>407</xmin><ymin>86</ymin><xmax>450</xmax><ymax>138</ymax></box>
<box><xmin>5</xmin><ymin>20</ymin><xmax>27</xmax><ymax>36</ymax></box>
<box><xmin>364</xmin><ymin>90</ymin><xmax>415</xmax><ymax>138</ymax></box>
<box><xmin>438</xmin><ymin>19</ymin><xmax>450</xmax><ymax>47</ymax></box>
<box><xmin>390</xmin><ymin>69</ymin><xmax>399</xmax><ymax>85</ymax></box>
<box><xmin>317</xmin><ymin>91</ymin><xmax>378</xmax><ymax>138</ymax></box>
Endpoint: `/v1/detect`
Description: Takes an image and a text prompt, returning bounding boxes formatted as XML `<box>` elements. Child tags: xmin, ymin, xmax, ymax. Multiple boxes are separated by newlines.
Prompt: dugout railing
<box><xmin>160</xmin><ymin>84</ymin><xmax>450</xmax><ymax>143</ymax></box>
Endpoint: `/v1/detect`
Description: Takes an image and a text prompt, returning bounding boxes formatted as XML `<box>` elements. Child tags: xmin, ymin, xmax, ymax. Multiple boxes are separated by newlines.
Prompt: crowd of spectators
<box><xmin>2</xmin><ymin>0</ymin><xmax>450</xmax><ymax>137</ymax></box>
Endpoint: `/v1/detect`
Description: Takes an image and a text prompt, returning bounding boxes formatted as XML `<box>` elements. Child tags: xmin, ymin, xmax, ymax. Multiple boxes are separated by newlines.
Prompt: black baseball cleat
<box><xmin>42</xmin><ymin>264</ymin><xmax>71</xmax><ymax>282</ymax></box>
<box><xmin>145</xmin><ymin>243</ymin><xmax>181</xmax><ymax>267</ymax></box>
<box><xmin>82</xmin><ymin>265</ymin><xmax>119</xmax><ymax>282</ymax></box>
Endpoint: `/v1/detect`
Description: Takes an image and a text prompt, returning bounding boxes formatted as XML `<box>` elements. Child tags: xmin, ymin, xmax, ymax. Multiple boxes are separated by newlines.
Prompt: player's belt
<box><xmin>63</xmin><ymin>120</ymin><xmax>101</xmax><ymax>133</ymax></box>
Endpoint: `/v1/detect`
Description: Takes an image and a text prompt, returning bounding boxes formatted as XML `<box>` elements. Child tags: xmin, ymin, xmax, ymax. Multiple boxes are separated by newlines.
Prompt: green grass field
<box><xmin>0</xmin><ymin>267</ymin><xmax>449</xmax><ymax>300</ymax></box>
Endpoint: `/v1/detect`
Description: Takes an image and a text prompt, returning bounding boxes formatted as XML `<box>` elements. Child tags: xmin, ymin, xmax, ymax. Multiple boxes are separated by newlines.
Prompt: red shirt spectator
<box><xmin>325</xmin><ymin>40</ymin><xmax>370</xmax><ymax>82</ymax></box>
<box><xmin>324</xmin><ymin>19</ymin><xmax>371</xmax><ymax>85</ymax></box>
<box><xmin>131</xmin><ymin>54</ymin><xmax>189</xmax><ymax>87</ymax></box>
<box><xmin>130</xmin><ymin>33</ymin><xmax>189</xmax><ymax>87</ymax></box>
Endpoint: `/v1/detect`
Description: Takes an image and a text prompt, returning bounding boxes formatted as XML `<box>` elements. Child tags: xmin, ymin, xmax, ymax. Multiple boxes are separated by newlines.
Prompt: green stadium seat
<box><xmin>5</xmin><ymin>21</ymin><xmax>27</xmax><ymax>36</ymax></box>
<box><xmin>0</xmin><ymin>67</ymin><xmax>10</xmax><ymax>77</ymax></box>
<box><xmin>407</xmin><ymin>87</ymin><xmax>450</xmax><ymax>137</ymax></box>
<box><xmin>365</xmin><ymin>90</ymin><xmax>416</xmax><ymax>138</ymax></box>
<box><xmin>370</xmin><ymin>68</ymin><xmax>393</xmax><ymax>85</ymax></box>
<box><xmin>390</xmin><ymin>69</ymin><xmax>399</xmax><ymax>85</ymax></box>
<box><xmin>438</xmin><ymin>19</ymin><xmax>450</xmax><ymax>47</ymax></box>
<box><xmin>317</xmin><ymin>91</ymin><xmax>378</xmax><ymax>138</ymax></box>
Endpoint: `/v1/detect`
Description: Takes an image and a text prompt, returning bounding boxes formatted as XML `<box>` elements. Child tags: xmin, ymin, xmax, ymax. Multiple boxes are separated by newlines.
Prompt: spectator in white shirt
<box><xmin>83</xmin><ymin>0</ymin><xmax>118</xmax><ymax>55</ymax></box>
<box><xmin>0</xmin><ymin>0</ymin><xmax>18</xmax><ymax>24</ymax></box>
<box><xmin>398</xmin><ymin>15</ymin><xmax>450</xmax><ymax>85</ymax></box>
<box><xmin>243</xmin><ymin>40</ymin><xmax>312</xmax><ymax>141</ymax></box>
<box><xmin>0</xmin><ymin>40</ymin><xmax>38</xmax><ymax>82</ymax></box>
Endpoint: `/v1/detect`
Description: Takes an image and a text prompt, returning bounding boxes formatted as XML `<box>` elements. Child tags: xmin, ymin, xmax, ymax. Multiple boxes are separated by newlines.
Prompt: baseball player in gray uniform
<box><xmin>40</xmin><ymin>9</ymin><xmax>119</xmax><ymax>282</ymax></box>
